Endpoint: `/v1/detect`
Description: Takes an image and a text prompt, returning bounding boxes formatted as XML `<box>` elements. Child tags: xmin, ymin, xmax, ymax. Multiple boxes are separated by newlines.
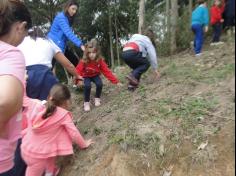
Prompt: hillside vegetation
<box><xmin>60</xmin><ymin>38</ymin><xmax>235</xmax><ymax>176</ymax></box>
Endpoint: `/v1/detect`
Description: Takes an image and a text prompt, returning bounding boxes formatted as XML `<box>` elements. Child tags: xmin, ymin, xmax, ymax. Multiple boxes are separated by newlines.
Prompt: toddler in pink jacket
<box><xmin>21</xmin><ymin>84</ymin><xmax>94</xmax><ymax>176</ymax></box>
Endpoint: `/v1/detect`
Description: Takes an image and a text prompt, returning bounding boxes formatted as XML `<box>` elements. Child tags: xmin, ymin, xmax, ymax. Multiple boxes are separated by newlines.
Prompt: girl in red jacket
<box><xmin>210</xmin><ymin>0</ymin><xmax>225</xmax><ymax>45</ymax></box>
<box><xmin>76</xmin><ymin>39</ymin><xmax>121</xmax><ymax>112</ymax></box>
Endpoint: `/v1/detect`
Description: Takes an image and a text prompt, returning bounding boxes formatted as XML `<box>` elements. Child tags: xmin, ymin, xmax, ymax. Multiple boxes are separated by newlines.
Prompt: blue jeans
<box><xmin>84</xmin><ymin>75</ymin><xmax>103</xmax><ymax>102</ymax></box>
<box><xmin>212</xmin><ymin>23</ymin><xmax>222</xmax><ymax>43</ymax></box>
<box><xmin>121</xmin><ymin>50</ymin><xmax>150</xmax><ymax>80</ymax></box>
<box><xmin>192</xmin><ymin>24</ymin><xmax>204</xmax><ymax>54</ymax></box>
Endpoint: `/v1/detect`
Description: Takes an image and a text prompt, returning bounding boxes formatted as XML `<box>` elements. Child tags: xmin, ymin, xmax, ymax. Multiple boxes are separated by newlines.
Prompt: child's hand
<box><xmin>84</xmin><ymin>139</ymin><xmax>95</xmax><ymax>148</ymax></box>
<box><xmin>220</xmin><ymin>19</ymin><xmax>224</xmax><ymax>23</ymax></box>
<box><xmin>81</xmin><ymin>45</ymin><xmax>85</xmax><ymax>51</ymax></box>
<box><xmin>204</xmin><ymin>26</ymin><xmax>209</xmax><ymax>33</ymax></box>
<box><xmin>73</xmin><ymin>75</ymin><xmax>83</xmax><ymax>85</ymax></box>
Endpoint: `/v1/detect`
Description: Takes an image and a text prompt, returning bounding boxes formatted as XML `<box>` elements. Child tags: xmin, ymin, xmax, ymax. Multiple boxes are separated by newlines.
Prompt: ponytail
<box><xmin>42</xmin><ymin>100</ymin><xmax>57</xmax><ymax>119</ymax></box>
<box><xmin>42</xmin><ymin>83</ymin><xmax>71</xmax><ymax>119</ymax></box>
<box><xmin>28</xmin><ymin>26</ymin><xmax>46</xmax><ymax>40</ymax></box>
<box><xmin>142</xmin><ymin>28</ymin><xmax>157</xmax><ymax>48</ymax></box>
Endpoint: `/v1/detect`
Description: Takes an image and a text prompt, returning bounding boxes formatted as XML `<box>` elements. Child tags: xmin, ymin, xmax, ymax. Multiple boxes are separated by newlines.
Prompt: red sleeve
<box><xmin>62</xmin><ymin>113</ymin><xmax>87</xmax><ymax>149</ymax></box>
<box><xmin>99</xmin><ymin>59</ymin><xmax>119</xmax><ymax>84</ymax></box>
<box><xmin>221</xmin><ymin>0</ymin><xmax>225</xmax><ymax>13</ymax></box>
<box><xmin>211</xmin><ymin>7</ymin><xmax>222</xmax><ymax>24</ymax></box>
<box><xmin>75</xmin><ymin>60</ymin><xmax>85</xmax><ymax>77</ymax></box>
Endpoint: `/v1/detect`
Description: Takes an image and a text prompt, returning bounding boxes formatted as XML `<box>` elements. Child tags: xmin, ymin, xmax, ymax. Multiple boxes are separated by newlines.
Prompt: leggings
<box><xmin>21</xmin><ymin>151</ymin><xmax>56</xmax><ymax>176</ymax></box>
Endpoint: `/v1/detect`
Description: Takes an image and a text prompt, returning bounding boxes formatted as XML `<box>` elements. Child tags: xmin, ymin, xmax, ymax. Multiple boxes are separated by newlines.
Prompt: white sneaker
<box><xmin>210</xmin><ymin>42</ymin><xmax>217</xmax><ymax>46</ymax></box>
<box><xmin>84</xmin><ymin>102</ymin><xmax>90</xmax><ymax>112</ymax></box>
<box><xmin>211</xmin><ymin>42</ymin><xmax>224</xmax><ymax>46</ymax></box>
<box><xmin>217</xmin><ymin>41</ymin><xmax>224</xmax><ymax>45</ymax></box>
<box><xmin>195</xmin><ymin>53</ymin><xmax>202</xmax><ymax>57</ymax></box>
<box><xmin>94</xmin><ymin>98</ymin><xmax>101</xmax><ymax>107</ymax></box>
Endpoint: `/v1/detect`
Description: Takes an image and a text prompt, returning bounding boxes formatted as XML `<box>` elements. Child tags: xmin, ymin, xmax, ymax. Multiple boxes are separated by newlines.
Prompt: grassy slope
<box><xmin>60</xmin><ymin>39</ymin><xmax>235</xmax><ymax>176</ymax></box>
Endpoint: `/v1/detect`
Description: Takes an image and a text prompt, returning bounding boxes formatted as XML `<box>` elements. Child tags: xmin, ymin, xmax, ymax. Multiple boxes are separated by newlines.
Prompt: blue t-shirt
<box><xmin>192</xmin><ymin>5</ymin><xmax>209</xmax><ymax>26</ymax></box>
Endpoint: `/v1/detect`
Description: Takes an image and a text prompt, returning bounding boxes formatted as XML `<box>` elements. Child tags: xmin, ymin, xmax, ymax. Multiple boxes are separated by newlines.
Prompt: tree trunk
<box><xmin>189</xmin><ymin>0</ymin><xmax>193</xmax><ymax>26</ymax></box>
<box><xmin>166</xmin><ymin>0</ymin><xmax>170</xmax><ymax>53</ymax></box>
<box><xmin>138</xmin><ymin>0</ymin><xmax>145</xmax><ymax>33</ymax></box>
<box><xmin>108</xmin><ymin>7</ymin><xmax>115</xmax><ymax>68</ymax></box>
<box><xmin>114</xmin><ymin>3</ymin><xmax>120</xmax><ymax>66</ymax></box>
<box><xmin>170</xmin><ymin>0</ymin><xmax>178</xmax><ymax>54</ymax></box>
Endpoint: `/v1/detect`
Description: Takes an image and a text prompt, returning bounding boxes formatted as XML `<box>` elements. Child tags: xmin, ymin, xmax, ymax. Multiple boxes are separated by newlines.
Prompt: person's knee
<box><xmin>96</xmin><ymin>82</ymin><xmax>103</xmax><ymax>89</ymax></box>
<box><xmin>84</xmin><ymin>84</ymin><xmax>91</xmax><ymax>90</ymax></box>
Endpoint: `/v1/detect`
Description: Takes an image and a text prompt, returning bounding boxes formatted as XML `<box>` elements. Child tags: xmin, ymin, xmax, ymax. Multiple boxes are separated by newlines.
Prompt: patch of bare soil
<box><xmin>59</xmin><ymin>40</ymin><xmax>235</xmax><ymax>176</ymax></box>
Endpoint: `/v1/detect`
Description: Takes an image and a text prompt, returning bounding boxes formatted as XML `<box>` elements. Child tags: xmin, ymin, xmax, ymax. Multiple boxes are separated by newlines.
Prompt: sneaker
<box><xmin>195</xmin><ymin>53</ymin><xmax>202</xmax><ymax>57</ymax></box>
<box><xmin>210</xmin><ymin>42</ymin><xmax>217</xmax><ymax>46</ymax></box>
<box><xmin>211</xmin><ymin>42</ymin><xmax>224</xmax><ymax>46</ymax></box>
<box><xmin>126</xmin><ymin>75</ymin><xmax>139</xmax><ymax>86</ymax></box>
<box><xmin>45</xmin><ymin>167</ymin><xmax>60</xmax><ymax>176</ymax></box>
<box><xmin>217</xmin><ymin>41</ymin><xmax>224</xmax><ymax>45</ymax></box>
<box><xmin>84</xmin><ymin>102</ymin><xmax>90</xmax><ymax>112</ymax></box>
<box><xmin>94</xmin><ymin>98</ymin><xmax>101</xmax><ymax>107</ymax></box>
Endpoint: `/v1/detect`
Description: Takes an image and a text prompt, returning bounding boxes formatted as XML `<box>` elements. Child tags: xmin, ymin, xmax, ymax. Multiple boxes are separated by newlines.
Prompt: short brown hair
<box><xmin>198</xmin><ymin>0</ymin><xmax>206</xmax><ymax>5</ymax></box>
<box><xmin>142</xmin><ymin>28</ymin><xmax>157</xmax><ymax>48</ymax></box>
<box><xmin>0</xmin><ymin>0</ymin><xmax>32</xmax><ymax>36</ymax></box>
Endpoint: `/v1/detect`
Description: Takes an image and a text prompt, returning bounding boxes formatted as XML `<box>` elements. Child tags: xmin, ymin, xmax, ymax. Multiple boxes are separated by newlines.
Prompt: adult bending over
<box><xmin>121</xmin><ymin>28</ymin><xmax>160</xmax><ymax>91</ymax></box>
<box><xmin>18</xmin><ymin>27</ymin><xmax>83</xmax><ymax>101</ymax></box>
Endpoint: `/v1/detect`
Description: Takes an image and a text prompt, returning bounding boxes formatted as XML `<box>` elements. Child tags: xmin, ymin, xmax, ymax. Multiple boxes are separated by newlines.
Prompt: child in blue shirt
<box><xmin>191</xmin><ymin>0</ymin><xmax>209</xmax><ymax>56</ymax></box>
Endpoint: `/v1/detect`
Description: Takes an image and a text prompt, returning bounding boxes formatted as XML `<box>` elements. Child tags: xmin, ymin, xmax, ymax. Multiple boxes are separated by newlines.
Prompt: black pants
<box><xmin>121</xmin><ymin>50</ymin><xmax>150</xmax><ymax>81</ymax></box>
<box><xmin>84</xmin><ymin>75</ymin><xmax>103</xmax><ymax>102</ymax></box>
<box><xmin>212</xmin><ymin>23</ymin><xmax>222</xmax><ymax>43</ymax></box>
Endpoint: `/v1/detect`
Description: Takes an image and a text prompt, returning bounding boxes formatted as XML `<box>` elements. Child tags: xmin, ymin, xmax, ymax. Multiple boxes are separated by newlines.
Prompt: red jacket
<box><xmin>76</xmin><ymin>58</ymin><xmax>119</xmax><ymax>84</ymax></box>
<box><xmin>210</xmin><ymin>5</ymin><xmax>225</xmax><ymax>25</ymax></box>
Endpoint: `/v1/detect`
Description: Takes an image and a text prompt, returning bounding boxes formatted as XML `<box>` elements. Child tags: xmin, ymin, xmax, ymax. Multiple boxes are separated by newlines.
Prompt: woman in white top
<box><xmin>18</xmin><ymin>27</ymin><xmax>82</xmax><ymax>100</ymax></box>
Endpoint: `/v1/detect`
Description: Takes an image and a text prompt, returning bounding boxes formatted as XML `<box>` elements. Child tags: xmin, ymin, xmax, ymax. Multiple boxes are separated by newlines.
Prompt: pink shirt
<box><xmin>0</xmin><ymin>41</ymin><xmax>25</xmax><ymax>173</ymax></box>
<box><xmin>21</xmin><ymin>98</ymin><xmax>87</xmax><ymax>159</ymax></box>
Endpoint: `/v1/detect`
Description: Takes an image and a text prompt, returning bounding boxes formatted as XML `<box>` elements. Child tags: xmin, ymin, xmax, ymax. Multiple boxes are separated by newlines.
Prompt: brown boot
<box><xmin>126</xmin><ymin>75</ymin><xmax>139</xmax><ymax>86</ymax></box>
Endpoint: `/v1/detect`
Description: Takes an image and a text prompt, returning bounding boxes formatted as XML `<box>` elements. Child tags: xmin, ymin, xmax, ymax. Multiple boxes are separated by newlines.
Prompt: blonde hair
<box><xmin>82</xmin><ymin>39</ymin><xmax>103</xmax><ymax>63</ymax></box>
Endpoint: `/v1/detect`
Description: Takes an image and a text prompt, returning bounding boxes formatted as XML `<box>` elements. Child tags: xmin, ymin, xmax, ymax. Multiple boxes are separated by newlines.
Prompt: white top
<box><xmin>128</xmin><ymin>34</ymin><xmax>158</xmax><ymax>69</ymax></box>
<box><xmin>18</xmin><ymin>36</ymin><xmax>61</xmax><ymax>68</ymax></box>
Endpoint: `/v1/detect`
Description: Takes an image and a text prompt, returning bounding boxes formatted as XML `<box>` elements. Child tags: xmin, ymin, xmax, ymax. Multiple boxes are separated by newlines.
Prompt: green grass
<box><xmin>163</xmin><ymin>63</ymin><xmax>235</xmax><ymax>84</ymax></box>
<box><xmin>108</xmin><ymin>130</ymin><xmax>161</xmax><ymax>159</ymax></box>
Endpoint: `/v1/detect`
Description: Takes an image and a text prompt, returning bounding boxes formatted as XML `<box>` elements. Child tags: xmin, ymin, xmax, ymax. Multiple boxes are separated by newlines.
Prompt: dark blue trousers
<box><xmin>192</xmin><ymin>24</ymin><xmax>204</xmax><ymax>54</ymax></box>
<box><xmin>12</xmin><ymin>139</ymin><xmax>26</xmax><ymax>176</ymax></box>
<box><xmin>0</xmin><ymin>169</ymin><xmax>14</xmax><ymax>176</ymax></box>
<box><xmin>26</xmin><ymin>65</ymin><xmax>59</xmax><ymax>100</ymax></box>
<box><xmin>121</xmin><ymin>50</ymin><xmax>150</xmax><ymax>81</ymax></box>
<box><xmin>84</xmin><ymin>75</ymin><xmax>103</xmax><ymax>102</ymax></box>
<box><xmin>212</xmin><ymin>23</ymin><xmax>222</xmax><ymax>43</ymax></box>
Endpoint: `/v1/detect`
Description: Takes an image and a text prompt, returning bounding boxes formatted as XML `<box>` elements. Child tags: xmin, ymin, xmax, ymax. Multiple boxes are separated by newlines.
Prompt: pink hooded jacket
<box><xmin>21</xmin><ymin>98</ymin><xmax>87</xmax><ymax>159</ymax></box>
